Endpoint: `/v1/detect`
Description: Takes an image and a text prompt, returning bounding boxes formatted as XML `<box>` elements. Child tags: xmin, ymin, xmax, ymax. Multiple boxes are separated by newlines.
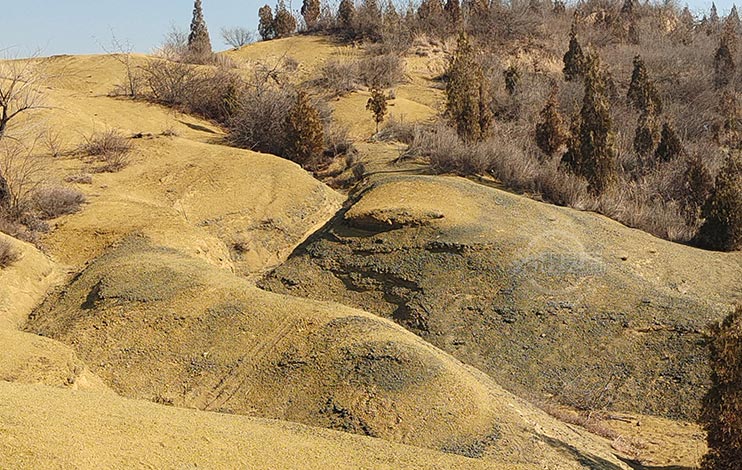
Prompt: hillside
<box><xmin>0</xmin><ymin>27</ymin><xmax>737</xmax><ymax>468</ymax></box>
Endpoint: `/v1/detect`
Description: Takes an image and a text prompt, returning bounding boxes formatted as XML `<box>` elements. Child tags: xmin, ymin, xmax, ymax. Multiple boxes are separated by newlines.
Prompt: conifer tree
<box><xmin>655</xmin><ymin>122</ymin><xmax>684</xmax><ymax>162</ymax></box>
<box><xmin>445</xmin><ymin>33</ymin><xmax>492</xmax><ymax>142</ymax></box>
<box><xmin>620</xmin><ymin>0</ymin><xmax>635</xmax><ymax>17</ymax></box>
<box><xmin>301</xmin><ymin>0</ymin><xmax>321</xmax><ymax>30</ymax></box>
<box><xmin>188</xmin><ymin>0</ymin><xmax>212</xmax><ymax>58</ymax></box>
<box><xmin>0</xmin><ymin>172</ymin><xmax>8</xmax><ymax>209</ymax></box>
<box><xmin>274</xmin><ymin>0</ymin><xmax>297</xmax><ymax>37</ymax></box>
<box><xmin>444</xmin><ymin>0</ymin><xmax>462</xmax><ymax>24</ymax></box>
<box><xmin>680</xmin><ymin>153</ymin><xmax>713</xmax><ymax>222</ymax></box>
<box><xmin>503</xmin><ymin>65</ymin><xmax>520</xmax><ymax>95</ymax></box>
<box><xmin>338</xmin><ymin>0</ymin><xmax>357</xmax><ymax>32</ymax></box>
<box><xmin>714</xmin><ymin>33</ymin><xmax>736</xmax><ymax>89</ymax></box>
<box><xmin>357</xmin><ymin>0</ymin><xmax>383</xmax><ymax>40</ymax></box>
<box><xmin>710</xmin><ymin>2</ymin><xmax>720</xmax><ymax>25</ymax></box>
<box><xmin>286</xmin><ymin>91</ymin><xmax>325</xmax><ymax>166</ymax></box>
<box><xmin>697</xmin><ymin>152</ymin><xmax>742</xmax><ymax>251</ymax></box>
<box><xmin>535</xmin><ymin>86</ymin><xmax>567</xmax><ymax>157</ymax></box>
<box><xmin>259</xmin><ymin>4</ymin><xmax>276</xmax><ymax>40</ymax></box>
<box><xmin>700</xmin><ymin>305</ymin><xmax>742</xmax><ymax>470</ymax></box>
<box><xmin>553</xmin><ymin>0</ymin><xmax>566</xmax><ymax>14</ymax></box>
<box><xmin>634</xmin><ymin>109</ymin><xmax>659</xmax><ymax>164</ymax></box>
<box><xmin>726</xmin><ymin>4</ymin><xmax>741</xmax><ymax>32</ymax></box>
<box><xmin>563</xmin><ymin>52</ymin><xmax>617</xmax><ymax>194</ymax></box>
<box><xmin>563</xmin><ymin>23</ymin><xmax>586</xmax><ymax>81</ymax></box>
<box><xmin>627</xmin><ymin>55</ymin><xmax>662</xmax><ymax>113</ymax></box>
<box><xmin>561</xmin><ymin>108</ymin><xmax>583</xmax><ymax>173</ymax></box>
<box><xmin>366</xmin><ymin>88</ymin><xmax>389</xmax><ymax>133</ymax></box>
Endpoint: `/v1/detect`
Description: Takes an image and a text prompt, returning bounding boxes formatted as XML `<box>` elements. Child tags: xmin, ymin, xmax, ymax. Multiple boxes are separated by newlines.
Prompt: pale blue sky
<box><xmin>0</xmin><ymin>0</ymin><xmax>735</xmax><ymax>56</ymax></box>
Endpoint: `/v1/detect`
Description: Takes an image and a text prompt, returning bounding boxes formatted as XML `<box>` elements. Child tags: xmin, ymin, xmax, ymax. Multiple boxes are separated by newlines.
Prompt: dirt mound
<box><xmin>27</xmin><ymin>236</ymin><xmax>630</xmax><ymax>468</ymax></box>
<box><xmin>261</xmin><ymin>174</ymin><xmax>742</xmax><ymax>420</ymax></box>
<box><xmin>0</xmin><ymin>381</ymin><xmax>519</xmax><ymax>470</ymax></box>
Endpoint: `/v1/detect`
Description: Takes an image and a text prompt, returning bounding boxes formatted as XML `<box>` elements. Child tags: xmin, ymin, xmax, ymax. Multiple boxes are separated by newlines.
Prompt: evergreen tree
<box><xmin>188</xmin><ymin>0</ymin><xmax>212</xmax><ymax>58</ymax></box>
<box><xmin>655</xmin><ymin>122</ymin><xmax>684</xmax><ymax>162</ymax></box>
<box><xmin>680</xmin><ymin>153</ymin><xmax>713</xmax><ymax>222</ymax></box>
<box><xmin>714</xmin><ymin>34</ymin><xmax>736</xmax><ymax>89</ymax></box>
<box><xmin>338</xmin><ymin>0</ymin><xmax>357</xmax><ymax>33</ymax></box>
<box><xmin>503</xmin><ymin>65</ymin><xmax>520</xmax><ymax>95</ymax></box>
<box><xmin>697</xmin><ymin>152</ymin><xmax>742</xmax><ymax>251</ymax></box>
<box><xmin>700</xmin><ymin>305</ymin><xmax>742</xmax><ymax>470</ymax></box>
<box><xmin>366</xmin><ymin>88</ymin><xmax>389</xmax><ymax>133</ymax></box>
<box><xmin>445</xmin><ymin>33</ymin><xmax>492</xmax><ymax>142</ymax></box>
<box><xmin>563</xmin><ymin>52</ymin><xmax>617</xmax><ymax>194</ymax></box>
<box><xmin>286</xmin><ymin>92</ymin><xmax>325</xmax><ymax>166</ymax></box>
<box><xmin>274</xmin><ymin>0</ymin><xmax>297</xmax><ymax>37</ymax></box>
<box><xmin>0</xmin><ymin>172</ymin><xmax>8</xmax><ymax>209</ymax></box>
<box><xmin>620</xmin><ymin>0</ymin><xmax>636</xmax><ymax>17</ymax></box>
<box><xmin>535</xmin><ymin>86</ymin><xmax>567</xmax><ymax>157</ymax></box>
<box><xmin>553</xmin><ymin>0</ymin><xmax>566</xmax><ymax>14</ymax></box>
<box><xmin>357</xmin><ymin>0</ymin><xmax>383</xmax><ymax>40</ymax></box>
<box><xmin>710</xmin><ymin>2</ymin><xmax>720</xmax><ymax>25</ymax></box>
<box><xmin>301</xmin><ymin>0</ymin><xmax>321</xmax><ymax>30</ymax></box>
<box><xmin>726</xmin><ymin>4</ymin><xmax>741</xmax><ymax>32</ymax></box>
<box><xmin>444</xmin><ymin>0</ymin><xmax>462</xmax><ymax>24</ymax></box>
<box><xmin>627</xmin><ymin>55</ymin><xmax>662</xmax><ymax>113</ymax></box>
<box><xmin>634</xmin><ymin>109</ymin><xmax>659</xmax><ymax>164</ymax></box>
<box><xmin>259</xmin><ymin>4</ymin><xmax>276</xmax><ymax>40</ymax></box>
<box><xmin>563</xmin><ymin>23</ymin><xmax>586</xmax><ymax>81</ymax></box>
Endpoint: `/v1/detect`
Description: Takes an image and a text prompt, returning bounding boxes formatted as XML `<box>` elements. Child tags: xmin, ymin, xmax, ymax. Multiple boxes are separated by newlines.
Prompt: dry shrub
<box><xmin>0</xmin><ymin>238</ymin><xmax>19</xmax><ymax>269</ymax></box>
<box><xmin>79</xmin><ymin>129</ymin><xmax>132</xmax><ymax>172</ymax></box>
<box><xmin>377</xmin><ymin>117</ymin><xmax>418</xmax><ymax>144</ymax></box>
<box><xmin>358</xmin><ymin>53</ymin><xmax>405</xmax><ymax>88</ymax></box>
<box><xmin>33</xmin><ymin>186</ymin><xmax>86</xmax><ymax>220</ymax></box>
<box><xmin>64</xmin><ymin>173</ymin><xmax>93</xmax><ymax>185</ymax></box>
<box><xmin>227</xmin><ymin>86</ymin><xmax>295</xmax><ymax>156</ymax></box>
<box><xmin>139</xmin><ymin>59</ymin><xmax>241</xmax><ymax>122</ymax></box>
<box><xmin>318</xmin><ymin>59</ymin><xmax>359</xmax><ymax>96</ymax></box>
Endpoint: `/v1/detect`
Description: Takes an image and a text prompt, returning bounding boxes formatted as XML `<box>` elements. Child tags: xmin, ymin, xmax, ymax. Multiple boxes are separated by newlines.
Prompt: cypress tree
<box><xmin>535</xmin><ymin>86</ymin><xmax>567</xmax><ymax>157</ymax></box>
<box><xmin>700</xmin><ymin>305</ymin><xmax>742</xmax><ymax>470</ymax></box>
<box><xmin>444</xmin><ymin>0</ymin><xmax>462</xmax><ymax>24</ymax></box>
<box><xmin>301</xmin><ymin>0</ymin><xmax>321</xmax><ymax>30</ymax></box>
<box><xmin>338</xmin><ymin>0</ymin><xmax>357</xmax><ymax>33</ymax></box>
<box><xmin>366</xmin><ymin>88</ymin><xmax>389</xmax><ymax>133</ymax></box>
<box><xmin>563</xmin><ymin>52</ymin><xmax>617</xmax><ymax>194</ymax></box>
<box><xmin>726</xmin><ymin>4</ymin><xmax>741</xmax><ymax>32</ymax></box>
<box><xmin>274</xmin><ymin>0</ymin><xmax>297</xmax><ymax>38</ymax></box>
<box><xmin>188</xmin><ymin>0</ymin><xmax>212</xmax><ymax>58</ymax></box>
<box><xmin>259</xmin><ymin>5</ymin><xmax>276</xmax><ymax>40</ymax></box>
<box><xmin>503</xmin><ymin>65</ymin><xmax>520</xmax><ymax>95</ymax></box>
<box><xmin>715</xmin><ymin>33</ymin><xmax>736</xmax><ymax>89</ymax></box>
<box><xmin>634</xmin><ymin>109</ymin><xmax>659</xmax><ymax>164</ymax></box>
<box><xmin>696</xmin><ymin>152</ymin><xmax>742</xmax><ymax>251</ymax></box>
<box><xmin>710</xmin><ymin>2</ymin><xmax>720</xmax><ymax>25</ymax></box>
<box><xmin>445</xmin><ymin>33</ymin><xmax>492</xmax><ymax>143</ymax></box>
<box><xmin>286</xmin><ymin>92</ymin><xmax>325</xmax><ymax>166</ymax></box>
<box><xmin>627</xmin><ymin>55</ymin><xmax>662</xmax><ymax>113</ymax></box>
<box><xmin>563</xmin><ymin>23</ymin><xmax>586</xmax><ymax>81</ymax></box>
<box><xmin>0</xmin><ymin>172</ymin><xmax>9</xmax><ymax>209</ymax></box>
<box><xmin>553</xmin><ymin>0</ymin><xmax>566</xmax><ymax>14</ymax></box>
<box><xmin>655</xmin><ymin>122</ymin><xmax>684</xmax><ymax>162</ymax></box>
<box><xmin>680</xmin><ymin>153</ymin><xmax>714</xmax><ymax>222</ymax></box>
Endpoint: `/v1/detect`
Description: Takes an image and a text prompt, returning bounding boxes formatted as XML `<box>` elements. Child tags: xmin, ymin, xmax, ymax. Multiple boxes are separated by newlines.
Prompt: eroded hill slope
<box><xmin>261</xmin><ymin>174</ymin><xmax>742</xmax><ymax>419</ymax></box>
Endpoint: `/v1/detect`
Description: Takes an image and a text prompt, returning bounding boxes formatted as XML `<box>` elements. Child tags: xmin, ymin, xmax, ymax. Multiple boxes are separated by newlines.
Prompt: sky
<box><xmin>1</xmin><ymin>0</ymin><xmax>739</xmax><ymax>56</ymax></box>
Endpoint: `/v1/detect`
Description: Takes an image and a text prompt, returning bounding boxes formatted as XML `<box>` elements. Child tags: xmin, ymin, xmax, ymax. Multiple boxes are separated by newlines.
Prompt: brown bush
<box><xmin>701</xmin><ymin>305</ymin><xmax>742</xmax><ymax>470</ymax></box>
<box><xmin>79</xmin><ymin>129</ymin><xmax>132</xmax><ymax>172</ymax></box>
<box><xmin>0</xmin><ymin>238</ymin><xmax>19</xmax><ymax>269</ymax></box>
<box><xmin>33</xmin><ymin>186</ymin><xmax>86</xmax><ymax>220</ymax></box>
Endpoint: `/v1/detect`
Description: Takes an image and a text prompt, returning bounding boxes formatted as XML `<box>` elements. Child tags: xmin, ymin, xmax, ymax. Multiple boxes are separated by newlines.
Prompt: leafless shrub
<box><xmin>0</xmin><ymin>54</ymin><xmax>50</xmax><ymax>139</ymax></box>
<box><xmin>358</xmin><ymin>53</ymin><xmax>405</xmax><ymax>88</ymax></box>
<box><xmin>227</xmin><ymin>86</ymin><xmax>295</xmax><ymax>156</ymax></box>
<box><xmin>101</xmin><ymin>34</ymin><xmax>144</xmax><ymax>98</ymax></box>
<box><xmin>155</xmin><ymin>25</ymin><xmax>189</xmax><ymax>61</ymax></box>
<box><xmin>377</xmin><ymin>117</ymin><xmax>418</xmax><ymax>144</ymax></box>
<box><xmin>64</xmin><ymin>173</ymin><xmax>93</xmax><ymax>184</ymax></box>
<box><xmin>33</xmin><ymin>186</ymin><xmax>86</xmax><ymax>219</ymax></box>
<box><xmin>42</xmin><ymin>127</ymin><xmax>65</xmax><ymax>158</ymax></box>
<box><xmin>0</xmin><ymin>238</ymin><xmax>20</xmax><ymax>269</ymax></box>
<box><xmin>318</xmin><ymin>59</ymin><xmax>359</xmax><ymax>96</ymax></box>
<box><xmin>0</xmin><ymin>140</ymin><xmax>45</xmax><ymax>217</ymax></box>
<box><xmin>78</xmin><ymin>129</ymin><xmax>132</xmax><ymax>172</ymax></box>
<box><xmin>221</xmin><ymin>27</ymin><xmax>255</xmax><ymax>49</ymax></box>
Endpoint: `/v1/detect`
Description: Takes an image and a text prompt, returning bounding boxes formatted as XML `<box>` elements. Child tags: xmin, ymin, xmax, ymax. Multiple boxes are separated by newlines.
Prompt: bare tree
<box><xmin>0</xmin><ymin>55</ymin><xmax>49</xmax><ymax>139</ymax></box>
<box><xmin>221</xmin><ymin>27</ymin><xmax>254</xmax><ymax>50</ymax></box>
<box><xmin>0</xmin><ymin>138</ymin><xmax>45</xmax><ymax>216</ymax></box>
<box><xmin>98</xmin><ymin>33</ymin><xmax>142</xmax><ymax>97</ymax></box>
